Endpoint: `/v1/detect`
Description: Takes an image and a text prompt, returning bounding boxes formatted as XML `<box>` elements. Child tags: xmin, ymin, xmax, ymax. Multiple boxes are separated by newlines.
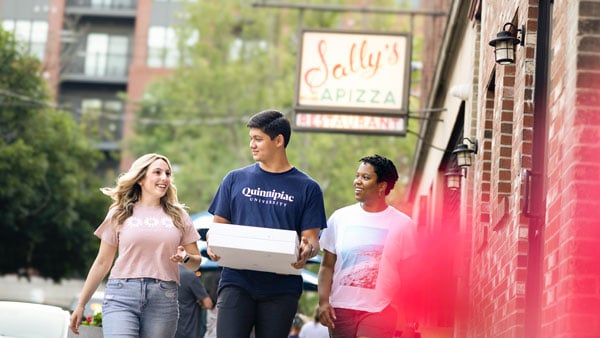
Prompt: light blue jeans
<box><xmin>102</xmin><ymin>278</ymin><xmax>179</xmax><ymax>338</ymax></box>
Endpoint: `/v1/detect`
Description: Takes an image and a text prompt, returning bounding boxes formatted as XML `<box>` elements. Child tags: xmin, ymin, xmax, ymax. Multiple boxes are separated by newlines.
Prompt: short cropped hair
<box><xmin>359</xmin><ymin>154</ymin><xmax>399</xmax><ymax>195</ymax></box>
<box><xmin>246</xmin><ymin>109</ymin><xmax>291</xmax><ymax>148</ymax></box>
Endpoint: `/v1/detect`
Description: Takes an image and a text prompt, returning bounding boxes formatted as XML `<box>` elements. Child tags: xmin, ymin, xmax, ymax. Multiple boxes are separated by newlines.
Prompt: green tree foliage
<box><xmin>131</xmin><ymin>0</ymin><xmax>419</xmax><ymax>216</ymax></box>
<box><xmin>0</xmin><ymin>28</ymin><xmax>108</xmax><ymax>282</ymax></box>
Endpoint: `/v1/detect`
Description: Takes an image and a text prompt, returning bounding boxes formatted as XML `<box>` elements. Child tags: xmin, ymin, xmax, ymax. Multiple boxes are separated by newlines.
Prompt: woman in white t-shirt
<box><xmin>318</xmin><ymin>155</ymin><xmax>418</xmax><ymax>338</ymax></box>
<box><xmin>69</xmin><ymin>153</ymin><xmax>201</xmax><ymax>338</ymax></box>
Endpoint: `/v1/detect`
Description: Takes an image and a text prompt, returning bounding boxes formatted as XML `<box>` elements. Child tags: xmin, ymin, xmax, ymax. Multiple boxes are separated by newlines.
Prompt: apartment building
<box><xmin>1</xmin><ymin>0</ymin><xmax>187</xmax><ymax>176</ymax></box>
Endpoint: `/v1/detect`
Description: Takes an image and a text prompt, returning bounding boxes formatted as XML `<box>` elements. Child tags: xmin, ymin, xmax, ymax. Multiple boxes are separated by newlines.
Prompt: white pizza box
<box><xmin>207</xmin><ymin>223</ymin><xmax>301</xmax><ymax>275</ymax></box>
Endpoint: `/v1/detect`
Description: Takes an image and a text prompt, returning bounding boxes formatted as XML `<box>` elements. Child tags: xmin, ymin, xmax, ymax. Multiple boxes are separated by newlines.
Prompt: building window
<box><xmin>85</xmin><ymin>33</ymin><xmax>129</xmax><ymax>77</ymax></box>
<box><xmin>147</xmin><ymin>26</ymin><xmax>179</xmax><ymax>68</ymax></box>
<box><xmin>2</xmin><ymin>19</ymin><xmax>48</xmax><ymax>61</ymax></box>
<box><xmin>80</xmin><ymin>98</ymin><xmax>123</xmax><ymax>143</ymax></box>
<box><xmin>147</xmin><ymin>26</ymin><xmax>198</xmax><ymax>68</ymax></box>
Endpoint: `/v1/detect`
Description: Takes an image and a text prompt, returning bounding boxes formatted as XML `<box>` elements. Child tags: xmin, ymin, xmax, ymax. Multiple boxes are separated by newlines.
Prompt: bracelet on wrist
<box><xmin>183</xmin><ymin>254</ymin><xmax>190</xmax><ymax>263</ymax></box>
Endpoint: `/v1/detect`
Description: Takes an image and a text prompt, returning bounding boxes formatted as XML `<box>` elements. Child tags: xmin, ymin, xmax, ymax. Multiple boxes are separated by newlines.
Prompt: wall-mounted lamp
<box><xmin>444</xmin><ymin>167</ymin><xmax>462</xmax><ymax>190</ymax></box>
<box><xmin>452</xmin><ymin>138</ymin><xmax>478</xmax><ymax>168</ymax></box>
<box><xmin>489</xmin><ymin>22</ymin><xmax>525</xmax><ymax>65</ymax></box>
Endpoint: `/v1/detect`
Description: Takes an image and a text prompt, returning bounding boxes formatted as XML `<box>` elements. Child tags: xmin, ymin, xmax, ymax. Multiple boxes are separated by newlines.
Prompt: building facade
<box><xmin>1</xmin><ymin>0</ymin><xmax>186</xmax><ymax>175</ymax></box>
<box><xmin>410</xmin><ymin>1</ymin><xmax>600</xmax><ymax>337</ymax></box>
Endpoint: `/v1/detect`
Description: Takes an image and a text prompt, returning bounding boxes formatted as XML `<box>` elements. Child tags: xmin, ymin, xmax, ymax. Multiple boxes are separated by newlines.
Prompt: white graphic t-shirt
<box><xmin>319</xmin><ymin>203</ymin><xmax>417</xmax><ymax>312</ymax></box>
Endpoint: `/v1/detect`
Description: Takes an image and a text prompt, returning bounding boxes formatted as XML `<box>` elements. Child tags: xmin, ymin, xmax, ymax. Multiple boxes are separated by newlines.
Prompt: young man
<box><xmin>318</xmin><ymin>155</ymin><xmax>418</xmax><ymax>338</ymax></box>
<box><xmin>207</xmin><ymin>109</ymin><xmax>327</xmax><ymax>338</ymax></box>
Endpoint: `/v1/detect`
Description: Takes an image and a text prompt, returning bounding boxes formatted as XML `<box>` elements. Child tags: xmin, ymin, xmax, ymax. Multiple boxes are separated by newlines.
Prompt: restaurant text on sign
<box><xmin>295</xmin><ymin>113</ymin><xmax>406</xmax><ymax>133</ymax></box>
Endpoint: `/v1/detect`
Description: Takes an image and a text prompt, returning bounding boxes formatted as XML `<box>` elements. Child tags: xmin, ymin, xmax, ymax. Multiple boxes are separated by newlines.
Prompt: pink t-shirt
<box><xmin>95</xmin><ymin>205</ymin><xmax>200</xmax><ymax>283</ymax></box>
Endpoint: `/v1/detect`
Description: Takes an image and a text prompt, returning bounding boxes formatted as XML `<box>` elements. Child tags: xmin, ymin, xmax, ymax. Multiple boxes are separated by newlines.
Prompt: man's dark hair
<box><xmin>246</xmin><ymin>110</ymin><xmax>291</xmax><ymax>148</ymax></box>
<box><xmin>359</xmin><ymin>154</ymin><xmax>399</xmax><ymax>195</ymax></box>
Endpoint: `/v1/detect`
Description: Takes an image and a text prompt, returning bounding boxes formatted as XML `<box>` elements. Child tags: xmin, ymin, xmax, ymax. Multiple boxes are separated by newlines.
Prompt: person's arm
<box><xmin>292</xmin><ymin>228</ymin><xmax>321</xmax><ymax>269</ymax></box>
<box><xmin>317</xmin><ymin>249</ymin><xmax>337</xmax><ymax>329</ymax></box>
<box><xmin>69</xmin><ymin>240</ymin><xmax>117</xmax><ymax>334</ymax></box>
<box><xmin>184</xmin><ymin>269</ymin><xmax>214</xmax><ymax>309</ymax></box>
<box><xmin>198</xmin><ymin>295</ymin><xmax>214</xmax><ymax>309</ymax></box>
<box><xmin>172</xmin><ymin>242</ymin><xmax>203</xmax><ymax>271</ymax></box>
<box><xmin>206</xmin><ymin>215</ymin><xmax>230</xmax><ymax>261</ymax></box>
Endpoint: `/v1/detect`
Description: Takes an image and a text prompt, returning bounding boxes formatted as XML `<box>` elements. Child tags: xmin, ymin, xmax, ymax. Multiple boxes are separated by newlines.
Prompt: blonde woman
<box><xmin>69</xmin><ymin>153</ymin><xmax>201</xmax><ymax>338</ymax></box>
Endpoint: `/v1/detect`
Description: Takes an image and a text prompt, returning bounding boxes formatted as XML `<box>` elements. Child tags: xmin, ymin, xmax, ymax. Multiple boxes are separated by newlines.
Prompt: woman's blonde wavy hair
<box><xmin>100</xmin><ymin>153</ymin><xmax>188</xmax><ymax>232</ymax></box>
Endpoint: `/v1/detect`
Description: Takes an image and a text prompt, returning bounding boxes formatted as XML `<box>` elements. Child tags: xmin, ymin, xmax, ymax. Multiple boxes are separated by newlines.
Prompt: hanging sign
<box><xmin>294</xmin><ymin>29</ymin><xmax>411</xmax><ymax>135</ymax></box>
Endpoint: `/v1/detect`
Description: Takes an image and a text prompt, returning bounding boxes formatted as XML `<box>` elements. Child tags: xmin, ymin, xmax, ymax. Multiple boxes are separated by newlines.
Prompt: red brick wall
<box><xmin>417</xmin><ymin>0</ymin><xmax>600</xmax><ymax>336</ymax></box>
<box><xmin>465</xmin><ymin>0</ymin><xmax>600</xmax><ymax>337</ymax></box>
<box><xmin>419</xmin><ymin>0</ymin><xmax>449</xmax><ymax>112</ymax></box>
<box><xmin>542</xmin><ymin>1</ymin><xmax>600</xmax><ymax>337</ymax></box>
<box><xmin>466</xmin><ymin>1</ymin><xmax>532</xmax><ymax>337</ymax></box>
<box><xmin>45</xmin><ymin>0</ymin><xmax>66</xmax><ymax>100</ymax></box>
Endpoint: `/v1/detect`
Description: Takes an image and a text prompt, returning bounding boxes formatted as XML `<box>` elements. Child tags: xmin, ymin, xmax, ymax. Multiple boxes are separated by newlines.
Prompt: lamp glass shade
<box><xmin>494</xmin><ymin>40</ymin><xmax>515</xmax><ymax>64</ymax></box>
<box><xmin>452</xmin><ymin>144</ymin><xmax>473</xmax><ymax>168</ymax></box>
<box><xmin>456</xmin><ymin>151</ymin><xmax>472</xmax><ymax>167</ymax></box>
<box><xmin>445</xmin><ymin>171</ymin><xmax>461</xmax><ymax>190</ymax></box>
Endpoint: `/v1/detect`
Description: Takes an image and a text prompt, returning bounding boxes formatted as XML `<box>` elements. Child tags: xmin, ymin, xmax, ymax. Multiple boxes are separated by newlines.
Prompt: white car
<box><xmin>0</xmin><ymin>301</ymin><xmax>70</xmax><ymax>338</ymax></box>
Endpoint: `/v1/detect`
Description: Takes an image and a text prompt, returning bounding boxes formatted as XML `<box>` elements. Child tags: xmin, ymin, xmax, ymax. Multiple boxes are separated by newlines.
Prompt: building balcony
<box><xmin>65</xmin><ymin>0</ymin><xmax>137</xmax><ymax>19</ymax></box>
<box><xmin>60</xmin><ymin>52</ymin><xmax>130</xmax><ymax>85</ymax></box>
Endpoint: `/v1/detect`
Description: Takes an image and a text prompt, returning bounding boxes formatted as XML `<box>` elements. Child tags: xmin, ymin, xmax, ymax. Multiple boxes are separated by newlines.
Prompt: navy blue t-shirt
<box><xmin>208</xmin><ymin>163</ymin><xmax>327</xmax><ymax>296</ymax></box>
